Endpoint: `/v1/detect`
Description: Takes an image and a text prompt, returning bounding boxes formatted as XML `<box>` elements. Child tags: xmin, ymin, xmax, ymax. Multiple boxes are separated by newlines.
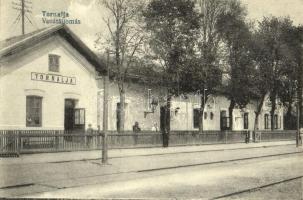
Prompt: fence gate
<box><xmin>0</xmin><ymin>131</ymin><xmax>20</xmax><ymax>157</ymax></box>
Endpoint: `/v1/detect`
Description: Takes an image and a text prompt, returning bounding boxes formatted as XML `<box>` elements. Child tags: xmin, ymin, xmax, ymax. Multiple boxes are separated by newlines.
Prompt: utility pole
<box><xmin>298</xmin><ymin>56</ymin><xmax>303</xmax><ymax>147</ymax></box>
<box><xmin>296</xmin><ymin>101</ymin><xmax>300</xmax><ymax>147</ymax></box>
<box><xmin>21</xmin><ymin>0</ymin><xmax>25</xmax><ymax>35</ymax></box>
<box><xmin>102</xmin><ymin>50</ymin><xmax>110</xmax><ymax>164</ymax></box>
<box><xmin>12</xmin><ymin>0</ymin><xmax>33</xmax><ymax>35</ymax></box>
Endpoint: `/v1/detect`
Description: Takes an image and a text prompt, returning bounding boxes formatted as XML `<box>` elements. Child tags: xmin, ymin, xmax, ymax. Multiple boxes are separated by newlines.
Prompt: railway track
<box><xmin>137</xmin><ymin>151</ymin><xmax>303</xmax><ymax>172</ymax></box>
<box><xmin>1</xmin><ymin>149</ymin><xmax>302</xmax><ymax>198</ymax></box>
<box><xmin>211</xmin><ymin>175</ymin><xmax>303</xmax><ymax>200</ymax></box>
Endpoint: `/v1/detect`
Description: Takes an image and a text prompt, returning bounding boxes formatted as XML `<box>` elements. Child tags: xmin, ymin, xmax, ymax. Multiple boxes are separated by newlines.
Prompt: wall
<box><xmin>0</xmin><ymin>35</ymin><xmax>100</xmax><ymax>130</ymax></box>
<box><xmin>0</xmin><ymin>34</ymin><xmax>284</xmax><ymax>132</ymax></box>
<box><xmin>103</xmin><ymin>81</ymin><xmax>166</xmax><ymax>131</ymax></box>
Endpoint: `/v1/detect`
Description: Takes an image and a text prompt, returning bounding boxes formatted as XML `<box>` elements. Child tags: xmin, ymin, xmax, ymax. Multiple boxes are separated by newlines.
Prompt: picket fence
<box><xmin>0</xmin><ymin>130</ymin><xmax>296</xmax><ymax>156</ymax></box>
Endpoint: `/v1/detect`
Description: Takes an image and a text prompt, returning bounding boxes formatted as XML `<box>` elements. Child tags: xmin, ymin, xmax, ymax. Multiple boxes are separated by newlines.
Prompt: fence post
<box><xmin>55</xmin><ymin>131</ymin><xmax>59</xmax><ymax>151</ymax></box>
<box><xmin>102</xmin><ymin>131</ymin><xmax>108</xmax><ymax>164</ymax></box>
<box><xmin>17</xmin><ymin>131</ymin><xmax>21</xmax><ymax>156</ymax></box>
<box><xmin>225</xmin><ymin>131</ymin><xmax>227</xmax><ymax>144</ymax></box>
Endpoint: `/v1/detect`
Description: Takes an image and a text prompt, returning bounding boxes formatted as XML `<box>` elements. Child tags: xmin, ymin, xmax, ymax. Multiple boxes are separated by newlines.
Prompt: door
<box><xmin>64</xmin><ymin>99</ymin><xmax>75</xmax><ymax>131</ymax></box>
<box><xmin>220</xmin><ymin>110</ymin><xmax>230</xmax><ymax>131</ymax></box>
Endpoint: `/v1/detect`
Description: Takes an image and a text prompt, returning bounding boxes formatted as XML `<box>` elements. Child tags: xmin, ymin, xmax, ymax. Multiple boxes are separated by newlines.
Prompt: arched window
<box><xmin>204</xmin><ymin>112</ymin><xmax>207</xmax><ymax>120</ymax></box>
<box><xmin>264</xmin><ymin>114</ymin><xmax>269</xmax><ymax>129</ymax></box>
<box><xmin>210</xmin><ymin>112</ymin><xmax>214</xmax><ymax>120</ymax></box>
<box><xmin>274</xmin><ymin>114</ymin><xmax>278</xmax><ymax>129</ymax></box>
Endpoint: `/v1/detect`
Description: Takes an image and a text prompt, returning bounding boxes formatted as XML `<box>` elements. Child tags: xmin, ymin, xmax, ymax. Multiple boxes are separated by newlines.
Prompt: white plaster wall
<box><xmin>170</xmin><ymin>97</ymin><xmax>195</xmax><ymax>130</ymax></box>
<box><xmin>103</xmin><ymin>81</ymin><xmax>165</xmax><ymax>131</ymax></box>
<box><xmin>0</xmin><ymin>35</ymin><xmax>285</xmax><ymax>132</ymax></box>
<box><xmin>0</xmin><ymin>35</ymin><xmax>99</xmax><ymax>130</ymax></box>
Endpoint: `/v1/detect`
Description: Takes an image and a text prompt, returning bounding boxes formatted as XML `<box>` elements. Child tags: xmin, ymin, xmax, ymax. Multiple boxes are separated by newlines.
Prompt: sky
<box><xmin>1</xmin><ymin>0</ymin><xmax>303</xmax><ymax>51</ymax></box>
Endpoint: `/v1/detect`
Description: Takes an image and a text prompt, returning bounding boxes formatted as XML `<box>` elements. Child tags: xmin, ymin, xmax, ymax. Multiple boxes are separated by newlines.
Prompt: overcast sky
<box><xmin>1</xmin><ymin>0</ymin><xmax>303</xmax><ymax>51</ymax></box>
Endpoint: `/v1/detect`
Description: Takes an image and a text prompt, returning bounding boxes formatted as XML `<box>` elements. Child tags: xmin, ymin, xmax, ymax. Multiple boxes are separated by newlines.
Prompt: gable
<box><xmin>0</xmin><ymin>25</ymin><xmax>106</xmax><ymax>74</ymax></box>
<box><xmin>0</xmin><ymin>34</ymin><xmax>97</xmax><ymax>80</ymax></box>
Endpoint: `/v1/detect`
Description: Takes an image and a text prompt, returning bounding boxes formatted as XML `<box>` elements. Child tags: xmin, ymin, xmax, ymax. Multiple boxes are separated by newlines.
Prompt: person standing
<box><xmin>151</xmin><ymin>123</ymin><xmax>158</xmax><ymax>132</ymax></box>
<box><xmin>133</xmin><ymin>121</ymin><xmax>141</xmax><ymax>133</ymax></box>
<box><xmin>245</xmin><ymin>131</ymin><xmax>249</xmax><ymax>144</ymax></box>
<box><xmin>133</xmin><ymin>121</ymin><xmax>141</xmax><ymax>145</ymax></box>
<box><xmin>86</xmin><ymin>124</ymin><xmax>93</xmax><ymax>148</ymax></box>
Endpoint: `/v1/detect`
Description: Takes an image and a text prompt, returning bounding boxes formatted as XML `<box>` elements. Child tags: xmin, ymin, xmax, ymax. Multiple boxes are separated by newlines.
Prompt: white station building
<box><xmin>0</xmin><ymin>25</ymin><xmax>284</xmax><ymax>132</ymax></box>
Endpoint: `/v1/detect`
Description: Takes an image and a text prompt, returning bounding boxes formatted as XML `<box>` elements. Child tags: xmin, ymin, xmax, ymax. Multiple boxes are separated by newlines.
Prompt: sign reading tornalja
<box><xmin>31</xmin><ymin>72</ymin><xmax>76</xmax><ymax>85</ymax></box>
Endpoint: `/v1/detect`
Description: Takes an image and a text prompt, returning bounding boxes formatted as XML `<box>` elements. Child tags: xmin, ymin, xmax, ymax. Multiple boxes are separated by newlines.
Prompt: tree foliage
<box><xmin>143</xmin><ymin>0</ymin><xmax>200</xmax><ymax>144</ymax></box>
<box><xmin>254</xmin><ymin>17</ymin><xmax>297</xmax><ymax>130</ymax></box>
<box><xmin>95</xmin><ymin>0</ymin><xmax>146</xmax><ymax>132</ymax></box>
<box><xmin>216</xmin><ymin>0</ymin><xmax>255</xmax><ymax>129</ymax></box>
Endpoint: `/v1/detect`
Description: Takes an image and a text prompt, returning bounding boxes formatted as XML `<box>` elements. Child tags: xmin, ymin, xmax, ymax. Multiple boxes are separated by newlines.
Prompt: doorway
<box><xmin>220</xmin><ymin>110</ymin><xmax>230</xmax><ymax>131</ymax></box>
<box><xmin>64</xmin><ymin>99</ymin><xmax>75</xmax><ymax>131</ymax></box>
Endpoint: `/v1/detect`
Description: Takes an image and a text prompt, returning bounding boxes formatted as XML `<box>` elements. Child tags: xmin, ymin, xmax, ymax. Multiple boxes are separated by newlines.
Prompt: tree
<box><xmin>254</xmin><ymin>17</ymin><xmax>296</xmax><ymax>130</ymax></box>
<box><xmin>178</xmin><ymin>0</ymin><xmax>228</xmax><ymax>132</ymax></box>
<box><xmin>95</xmin><ymin>0</ymin><xmax>145</xmax><ymax>132</ymax></box>
<box><xmin>278</xmin><ymin>25</ymin><xmax>303</xmax><ymax>130</ymax></box>
<box><xmin>216</xmin><ymin>0</ymin><xmax>255</xmax><ymax>130</ymax></box>
<box><xmin>143</xmin><ymin>0</ymin><xmax>200</xmax><ymax>146</ymax></box>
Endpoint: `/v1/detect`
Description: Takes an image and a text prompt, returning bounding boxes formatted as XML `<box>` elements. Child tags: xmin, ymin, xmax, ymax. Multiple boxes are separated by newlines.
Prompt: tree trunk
<box><xmin>199</xmin><ymin>94</ymin><xmax>208</xmax><ymax>133</ymax></box>
<box><xmin>118</xmin><ymin>87</ymin><xmax>125</xmax><ymax>133</ymax></box>
<box><xmin>228</xmin><ymin>98</ymin><xmax>235</xmax><ymax>130</ymax></box>
<box><xmin>297</xmin><ymin>58</ymin><xmax>303</xmax><ymax>146</ymax></box>
<box><xmin>163</xmin><ymin>94</ymin><xmax>171</xmax><ymax>147</ymax></box>
<box><xmin>270</xmin><ymin>90</ymin><xmax>276</xmax><ymax>130</ymax></box>
<box><xmin>254</xmin><ymin>94</ymin><xmax>266</xmax><ymax>132</ymax></box>
<box><xmin>285</xmin><ymin>102</ymin><xmax>293</xmax><ymax>129</ymax></box>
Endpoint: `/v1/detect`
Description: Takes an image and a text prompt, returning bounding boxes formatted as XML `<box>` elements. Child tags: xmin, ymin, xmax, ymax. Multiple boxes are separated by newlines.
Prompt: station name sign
<box><xmin>31</xmin><ymin>72</ymin><xmax>76</xmax><ymax>85</ymax></box>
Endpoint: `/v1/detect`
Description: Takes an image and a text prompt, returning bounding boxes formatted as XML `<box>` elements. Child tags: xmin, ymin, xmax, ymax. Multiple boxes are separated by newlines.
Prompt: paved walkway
<box><xmin>0</xmin><ymin>140</ymin><xmax>295</xmax><ymax>165</ymax></box>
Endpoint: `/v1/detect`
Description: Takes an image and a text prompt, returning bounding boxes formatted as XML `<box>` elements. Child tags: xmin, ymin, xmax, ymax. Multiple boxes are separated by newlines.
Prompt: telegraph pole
<box><xmin>102</xmin><ymin>50</ymin><xmax>110</xmax><ymax>164</ymax></box>
<box><xmin>21</xmin><ymin>0</ymin><xmax>25</xmax><ymax>35</ymax></box>
<box><xmin>12</xmin><ymin>0</ymin><xmax>33</xmax><ymax>35</ymax></box>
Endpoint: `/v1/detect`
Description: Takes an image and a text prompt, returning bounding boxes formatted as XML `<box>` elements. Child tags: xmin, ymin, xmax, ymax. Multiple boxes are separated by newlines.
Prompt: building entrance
<box><xmin>64</xmin><ymin>99</ymin><xmax>75</xmax><ymax>131</ymax></box>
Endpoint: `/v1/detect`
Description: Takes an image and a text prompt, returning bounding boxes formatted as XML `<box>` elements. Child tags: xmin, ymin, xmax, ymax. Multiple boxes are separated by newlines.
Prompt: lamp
<box><xmin>150</xmin><ymin>97</ymin><xmax>159</xmax><ymax>112</ymax></box>
<box><xmin>144</xmin><ymin>97</ymin><xmax>159</xmax><ymax>118</ymax></box>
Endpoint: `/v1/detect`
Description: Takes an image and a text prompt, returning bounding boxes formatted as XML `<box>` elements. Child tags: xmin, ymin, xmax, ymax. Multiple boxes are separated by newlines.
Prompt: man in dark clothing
<box><xmin>133</xmin><ymin>122</ymin><xmax>141</xmax><ymax>145</ymax></box>
<box><xmin>133</xmin><ymin>121</ymin><xmax>141</xmax><ymax>133</ymax></box>
<box><xmin>245</xmin><ymin>131</ymin><xmax>250</xmax><ymax>144</ymax></box>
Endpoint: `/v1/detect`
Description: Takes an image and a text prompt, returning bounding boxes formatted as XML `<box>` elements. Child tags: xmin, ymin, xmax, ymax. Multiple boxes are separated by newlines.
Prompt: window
<box><xmin>193</xmin><ymin>109</ymin><xmax>200</xmax><ymax>129</ymax></box>
<box><xmin>74</xmin><ymin>109</ymin><xmax>85</xmax><ymax>125</ymax></box>
<box><xmin>49</xmin><ymin>54</ymin><xmax>60</xmax><ymax>72</ymax></box>
<box><xmin>264</xmin><ymin>114</ymin><xmax>269</xmax><ymax>129</ymax></box>
<box><xmin>26</xmin><ymin>96</ymin><xmax>42</xmax><ymax>127</ymax></box>
<box><xmin>210</xmin><ymin>112</ymin><xmax>214</xmax><ymax>120</ymax></box>
<box><xmin>204</xmin><ymin>112</ymin><xmax>207</xmax><ymax>120</ymax></box>
<box><xmin>274</xmin><ymin>114</ymin><xmax>278</xmax><ymax>129</ymax></box>
<box><xmin>244</xmin><ymin>113</ymin><xmax>249</xmax><ymax>129</ymax></box>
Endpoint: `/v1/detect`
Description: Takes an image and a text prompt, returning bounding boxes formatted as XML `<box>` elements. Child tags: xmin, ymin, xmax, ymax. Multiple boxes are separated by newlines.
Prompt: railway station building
<box><xmin>0</xmin><ymin>25</ymin><xmax>284</xmax><ymax>132</ymax></box>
